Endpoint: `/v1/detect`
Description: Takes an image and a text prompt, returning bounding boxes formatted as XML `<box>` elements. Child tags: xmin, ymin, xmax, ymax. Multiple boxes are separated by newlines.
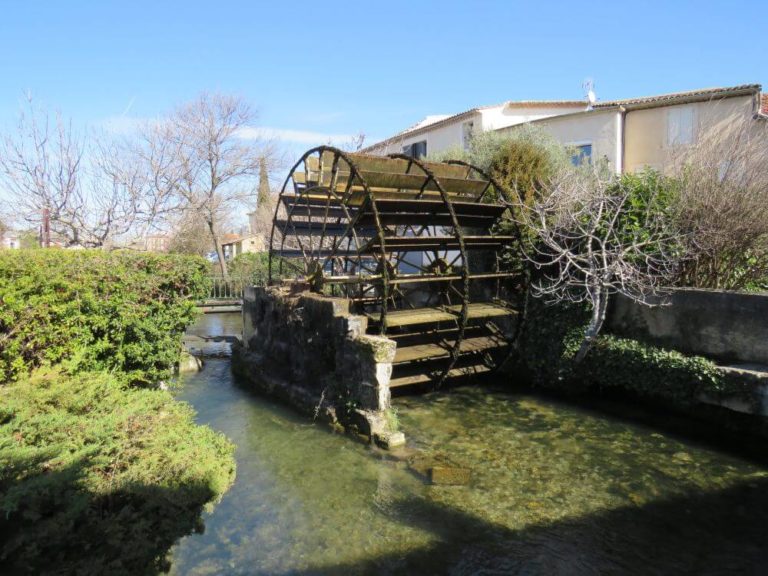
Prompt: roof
<box><xmin>220</xmin><ymin>233</ymin><xmax>243</xmax><ymax>245</ymax></box>
<box><xmin>500</xmin><ymin>84</ymin><xmax>767</xmax><ymax>129</ymax></box>
<box><xmin>363</xmin><ymin>99</ymin><xmax>586</xmax><ymax>152</ymax></box>
<box><xmin>594</xmin><ymin>84</ymin><xmax>761</xmax><ymax>110</ymax></box>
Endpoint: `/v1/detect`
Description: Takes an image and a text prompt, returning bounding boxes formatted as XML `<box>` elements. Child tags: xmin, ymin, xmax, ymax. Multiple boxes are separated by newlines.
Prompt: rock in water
<box><xmin>430</xmin><ymin>466</ymin><xmax>471</xmax><ymax>486</ymax></box>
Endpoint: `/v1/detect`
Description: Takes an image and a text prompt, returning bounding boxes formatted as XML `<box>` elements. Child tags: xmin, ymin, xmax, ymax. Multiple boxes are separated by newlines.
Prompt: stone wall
<box><xmin>235</xmin><ymin>286</ymin><xmax>402</xmax><ymax>447</ymax></box>
<box><xmin>608</xmin><ymin>289</ymin><xmax>768</xmax><ymax>366</ymax></box>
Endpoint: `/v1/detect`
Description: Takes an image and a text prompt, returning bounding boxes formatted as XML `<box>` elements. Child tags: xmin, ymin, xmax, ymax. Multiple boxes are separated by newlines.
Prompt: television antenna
<box><xmin>583</xmin><ymin>78</ymin><xmax>596</xmax><ymax>109</ymax></box>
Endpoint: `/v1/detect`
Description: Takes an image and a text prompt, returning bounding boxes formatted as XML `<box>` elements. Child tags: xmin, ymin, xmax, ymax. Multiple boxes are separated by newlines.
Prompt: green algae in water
<box><xmin>170</xmin><ymin>357</ymin><xmax>768</xmax><ymax>574</ymax></box>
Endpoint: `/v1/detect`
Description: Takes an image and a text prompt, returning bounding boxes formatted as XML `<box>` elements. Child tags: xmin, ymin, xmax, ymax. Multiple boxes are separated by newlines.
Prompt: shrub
<box><xmin>428</xmin><ymin>124</ymin><xmax>571</xmax><ymax>177</ymax></box>
<box><xmin>516</xmin><ymin>297</ymin><xmax>590</xmax><ymax>389</ymax></box>
<box><xmin>0</xmin><ymin>250</ymin><xmax>209</xmax><ymax>385</ymax></box>
<box><xmin>516</xmin><ymin>297</ymin><xmax>754</xmax><ymax>409</ymax></box>
<box><xmin>489</xmin><ymin>135</ymin><xmax>561</xmax><ymax>208</ymax></box>
<box><xmin>580</xmin><ymin>335</ymin><xmax>723</xmax><ymax>405</ymax></box>
<box><xmin>228</xmin><ymin>251</ymin><xmax>271</xmax><ymax>285</ymax></box>
<box><xmin>609</xmin><ymin>169</ymin><xmax>680</xmax><ymax>242</ymax></box>
<box><xmin>0</xmin><ymin>369</ymin><xmax>235</xmax><ymax>574</ymax></box>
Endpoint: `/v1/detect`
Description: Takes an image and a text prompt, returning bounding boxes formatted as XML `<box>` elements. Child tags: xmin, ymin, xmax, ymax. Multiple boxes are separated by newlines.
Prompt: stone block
<box><xmin>374</xmin><ymin>431</ymin><xmax>406</xmax><ymax>450</ymax></box>
<box><xmin>242</xmin><ymin>286</ymin><xmax>400</xmax><ymax>439</ymax></box>
<box><xmin>429</xmin><ymin>466</ymin><xmax>472</xmax><ymax>486</ymax></box>
<box><xmin>356</xmin><ymin>335</ymin><xmax>397</xmax><ymax>363</ymax></box>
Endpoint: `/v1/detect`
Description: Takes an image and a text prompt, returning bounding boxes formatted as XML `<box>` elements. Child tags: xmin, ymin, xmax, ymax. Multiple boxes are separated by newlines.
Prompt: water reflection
<box><xmin>184</xmin><ymin>312</ymin><xmax>243</xmax><ymax>357</ymax></box>
<box><xmin>171</xmin><ymin>316</ymin><xmax>768</xmax><ymax>575</ymax></box>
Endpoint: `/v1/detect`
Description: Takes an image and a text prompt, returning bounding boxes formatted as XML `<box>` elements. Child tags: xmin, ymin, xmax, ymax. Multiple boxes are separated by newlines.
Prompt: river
<box><xmin>170</xmin><ymin>313</ymin><xmax>768</xmax><ymax>575</ymax></box>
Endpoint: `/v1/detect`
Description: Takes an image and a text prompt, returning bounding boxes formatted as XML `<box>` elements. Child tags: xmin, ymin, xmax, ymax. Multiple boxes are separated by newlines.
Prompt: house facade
<box><xmin>497</xmin><ymin>84</ymin><xmax>766</xmax><ymax>173</ymax></box>
<box><xmin>221</xmin><ymin>233</ymin><xmax>266</xmax><ymax>260</ymax></box>
<box><xmin>363</xmin><ymin>101</ymin><xmax>585</xmax><ymax>157</ymax></box>
<box><xmin>364</xmin><ymin>84</ymin><xmax>767</xmax><ymax>175</ymax></box>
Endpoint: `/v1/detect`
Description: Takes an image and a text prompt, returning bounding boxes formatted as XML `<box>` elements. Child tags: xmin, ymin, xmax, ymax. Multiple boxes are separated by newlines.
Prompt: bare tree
<box><xmin>668</xmin><ymin>118</ymin><xmax>768</xmax><ymax>290</ymax></box>
<box><xmin>0</xmin><ymin>98</ymin><xmax>171</xmax><ymax>248</ymax></box>
<box><xmin>140</xmin><ymin>93</ymin><xmax>275</xmax><ymax>277</ymax></box>
<box><xmin>338</xmin><ymin>131</ymin><xmax>366</xmax><ymax>153</ymax></box>
<box><xmin>0</xmin><ymin>99</ymin><xmax>84</xmax><ymax>245</ymax></box>
<box><xmin>166</xmin><ymin>210</ymin><xmax>216</xmax><ymax>256</ymax></box>
<box><xmin>514</xmin><ymin>167</ymin><xmax>683</xmax><ymax>362</ymax></box>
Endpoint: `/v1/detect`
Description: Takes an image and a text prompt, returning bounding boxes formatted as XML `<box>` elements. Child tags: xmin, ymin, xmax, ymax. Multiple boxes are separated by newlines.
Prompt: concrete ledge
<box><xmin>609</xmin><ymin>289</ymin><xmax>768</xmax><ymax>365</ymax></box>
<box><xmin>699</xmin><ymin>363</ymin><xmax>768</xmax><ymax>416</ymax></box>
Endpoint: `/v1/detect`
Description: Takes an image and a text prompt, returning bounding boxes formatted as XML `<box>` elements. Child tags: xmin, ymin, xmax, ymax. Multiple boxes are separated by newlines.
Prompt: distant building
<box><xmin>1</xmin><ymin>229</ymin><xmax>21</xmax><ymax>249</ymax></box>
<box><xmin>144</xmin><ymin>234</ymin><xmax>171</xmax><ymax>253</ymax></box>
<box><xmin>220</xmin><ymin>233</ymin><xmax>266</xmax><ymax>260</ymax></box>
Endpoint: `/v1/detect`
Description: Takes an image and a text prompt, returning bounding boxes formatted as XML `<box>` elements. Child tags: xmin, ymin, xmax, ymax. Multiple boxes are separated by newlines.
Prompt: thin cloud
<box><xmin>100</xmin><ymin>120</ymin><xmax>375</xmax><ymax>148</ymax></box>
<box><xmin>101</xmin><ymin>115</ymin><xmax>145</xmax><ymax>134</ymax></box>
<box><xmin>120</xmin><ymin>96</ymin><xmax>136</xmax><ymax>116</ymax></box>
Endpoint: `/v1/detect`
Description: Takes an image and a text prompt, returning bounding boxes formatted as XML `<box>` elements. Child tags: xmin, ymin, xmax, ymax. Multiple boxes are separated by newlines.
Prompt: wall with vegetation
<box><xmin>517</xmin><ymin>297</ymin><xmax>765</xmax><ymax>417</ymax></box>
<box><xmin>609</xmin><ymin>289</ymin><xmax>768</xmax><ymax>366</ymax></box>
<box><xmin>0</xmin><ymin>250</ymin><xmax>236</xmax><ymax>574</ymax></box>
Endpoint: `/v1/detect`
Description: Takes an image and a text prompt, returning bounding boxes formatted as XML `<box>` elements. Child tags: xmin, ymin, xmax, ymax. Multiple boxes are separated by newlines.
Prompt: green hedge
<box><xmin>0</xmin><ymin>369</ymin><xmax>235</xmax><ymax>574</ymax></box>
<box><xmin>580</xmin><ymin>335</ymin><xmax>722</xmax><ymax>403</ymax></box>
<box><xmin>0</xmin><ymin>250</ymin><xmax>209</xmax><ymax>385</ymax></box>
<box><xmin>517</xmin><ymin>297</ymin><xmax>754</xmax><ymax>408</ymax></box>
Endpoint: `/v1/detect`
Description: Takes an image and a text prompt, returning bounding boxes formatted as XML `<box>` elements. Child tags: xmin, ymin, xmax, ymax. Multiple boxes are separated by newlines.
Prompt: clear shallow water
<box><xmin>171</xmin><ymin>317</ymin><xmax>768</xmax><ymax>575</ymax></box>
<box><xmin>183</xmin><ymin>312</ymin><xmax>243</xmax><ymax>357</ymax></box>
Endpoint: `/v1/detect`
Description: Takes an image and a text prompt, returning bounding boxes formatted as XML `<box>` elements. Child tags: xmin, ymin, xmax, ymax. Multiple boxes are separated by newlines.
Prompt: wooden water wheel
<box><xmin>269</xmin><ymin>146</ymin><xmax>522</xmax><ymax>389</ymax></box>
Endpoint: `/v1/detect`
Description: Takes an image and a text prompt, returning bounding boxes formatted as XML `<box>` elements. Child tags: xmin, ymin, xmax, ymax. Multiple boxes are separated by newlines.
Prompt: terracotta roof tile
<box><xmin>761</xmin><ymin>94</ymin><xmax>768</xmax><ymax>115</ymax></box>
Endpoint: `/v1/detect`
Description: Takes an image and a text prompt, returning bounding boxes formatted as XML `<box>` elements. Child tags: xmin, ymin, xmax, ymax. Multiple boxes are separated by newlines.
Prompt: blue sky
<box><xmin>0</xmin><ymin>0</ymin><xmax>765</xmax><ymax>160</ymax></box>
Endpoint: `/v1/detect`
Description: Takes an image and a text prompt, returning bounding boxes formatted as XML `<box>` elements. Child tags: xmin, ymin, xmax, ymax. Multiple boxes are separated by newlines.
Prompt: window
<box><xmin>667</xmin><ymin>105</ymin><xmax>695</xmax><ymax>146</ymax></box>
<box><xmin>462</xmin><ymin>121</ymin><xmax>474</xmax><ymax>151</ymax></box>
<box><xmin>402</xmin><ymin>140</ymin><xmax>427</xmax><ymax>159</ymax></box>
<box><xmin>570</xmin><ymin>144</ymin><xmax>593</xmax><ymax>166</ymax></box>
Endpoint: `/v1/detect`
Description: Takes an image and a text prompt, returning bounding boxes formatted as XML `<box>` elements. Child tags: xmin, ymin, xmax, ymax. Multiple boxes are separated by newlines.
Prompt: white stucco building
<box><xmin>1</xmin><ymin>229</ymin><xmax>21</xmax><ymax>249</ymax></box>
<box><xmin>363</xmin><ymin>100</ymin><xmax>586</xmax><ymax>157</ymax></box>
<box><xmin>364</xmin><ymin>84</ymin><xmax>767</xmax><ymax>175</ymax></box>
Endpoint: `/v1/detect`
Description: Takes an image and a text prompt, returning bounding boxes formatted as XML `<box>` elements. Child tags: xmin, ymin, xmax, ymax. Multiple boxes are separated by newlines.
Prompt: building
<box><xmin>220</xmin><ymin>233</ymin><xmax>266</xmax><ymax>260</ymax></box>
<box><xmin>498</xmin><ymin>84</ymin><xmax>767</xmax><ymax>174</ymax></box>
<box><xmin>1</xmin><ymin>229</ymin><xmax>21</xmax><ymax>249</ymax></box>
<box><xmin>363</xmin><ymin>100</ymin><xmax>586</xmax><ymax>157</ymax></box>
<box><xmin>144</xmin><ymin>234</ymin><xmax>171</xmax><ymax>253</ymax></box>
<box><xmin>364</xmin><ymin>84</ymin><xmax>767</xmax><ymax>174</ymax></box>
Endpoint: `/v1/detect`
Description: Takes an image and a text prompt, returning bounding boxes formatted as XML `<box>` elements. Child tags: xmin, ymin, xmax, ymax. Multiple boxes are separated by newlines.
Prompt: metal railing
<box><xmin>207</xmin><ymin>276</ymin><xmax>247</xmax><ymax>301</ymax></box>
